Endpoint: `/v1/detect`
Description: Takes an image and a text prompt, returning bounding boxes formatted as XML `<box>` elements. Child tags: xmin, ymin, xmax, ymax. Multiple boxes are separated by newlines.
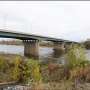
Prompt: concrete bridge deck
<box><xmin>0</xmin><ymin>29</ymin><xmax>77</xmax><ymax>43</ymax></box>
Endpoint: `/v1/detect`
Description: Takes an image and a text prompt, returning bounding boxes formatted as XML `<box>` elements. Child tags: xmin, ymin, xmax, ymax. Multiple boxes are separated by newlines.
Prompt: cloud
<box><xmin>0</xmin><ymin>1</ymin><xmax>90</xmax><ymax>41</ymax></box>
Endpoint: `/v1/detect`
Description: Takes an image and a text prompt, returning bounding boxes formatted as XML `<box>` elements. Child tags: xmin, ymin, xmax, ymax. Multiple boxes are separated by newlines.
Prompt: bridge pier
<box><xmin>65</xmin><ymin>42</ymin><xmax>73</xmax><ymax>52</ymax></box>
<box><xmin>53</xmin><ymin>41</ymin><xmax>65</xmax><ymax>57</ymax></box>
<box><xmin>23</xmin><ymin>40</ymin><xmax>39</xmax><ymax>59</ymax></box>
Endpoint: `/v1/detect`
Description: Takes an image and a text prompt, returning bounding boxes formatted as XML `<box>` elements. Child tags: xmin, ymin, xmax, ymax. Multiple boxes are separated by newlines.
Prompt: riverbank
<box><xmin>0</xmin><ymin>45</ymin><xmax>90</xmax><ymax>90</ymax></box>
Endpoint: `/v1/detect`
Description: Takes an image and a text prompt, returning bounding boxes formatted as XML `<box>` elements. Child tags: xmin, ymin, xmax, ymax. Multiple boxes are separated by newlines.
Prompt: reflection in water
<box><xmin>39</xmin><ymin>47</ymin><xmax>53</xmax><ymax>58</ymax></box>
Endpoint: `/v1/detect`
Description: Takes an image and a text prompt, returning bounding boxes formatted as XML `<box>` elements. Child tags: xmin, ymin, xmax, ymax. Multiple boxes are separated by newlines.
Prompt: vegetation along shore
<box><xmin>0</xmin><ymin>45</ymin><xmax>90</xmax><ymax>90</ymax></box>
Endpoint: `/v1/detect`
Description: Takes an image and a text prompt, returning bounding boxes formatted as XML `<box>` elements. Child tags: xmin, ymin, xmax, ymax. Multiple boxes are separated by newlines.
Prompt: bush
<box><xmin>66</xmin><ymin>45</ymin><xmax>90</xmax><ymax>82</ymax></box>
<box><xmin>0</xmin><ymin>55</ymin><xmax>42</xmax><ymax>84</ymax></box>
<box><xmin>25</xmin><ymin>59</ymin><xmax>42</xmax><ymax>83</ymax></box>
<box><xmin>11</xmin><ymin>56</ymin><xmax>23</xmax><ymax>81</ymax></box>
<box><xmin>66</xmin><ymin>45</ymin><xmax>89</xmax><ymax>69</ymax></box>
<box><xmin>0</xmin><ymin>56</ymin><xmax>9</xmax><ymax>73</ymax></box>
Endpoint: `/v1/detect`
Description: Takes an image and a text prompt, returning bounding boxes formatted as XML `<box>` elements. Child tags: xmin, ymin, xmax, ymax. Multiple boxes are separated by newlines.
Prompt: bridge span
<box><xmin>0</xmin><ymin>29</ymin><xmax>78</xmax><ymax>58</ymax></box>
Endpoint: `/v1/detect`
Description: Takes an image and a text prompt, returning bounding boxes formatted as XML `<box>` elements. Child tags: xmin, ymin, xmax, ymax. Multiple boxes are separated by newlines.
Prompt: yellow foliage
<box><xmin>26</xmin><ymin>59</ymin><xmax>42</xmax><ymax>83</ymax></box>
<box><xmin>11</xmin><ymin>56</ymin><xmax>22</xmax><ymax>81</ymax></box>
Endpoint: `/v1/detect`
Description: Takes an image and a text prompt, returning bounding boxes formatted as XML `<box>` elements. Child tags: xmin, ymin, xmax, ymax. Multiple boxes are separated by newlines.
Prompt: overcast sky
<box><xmin>0</xmin><ymin>1</ymin><xmax>90</xmax><ymax>42</ymax></box>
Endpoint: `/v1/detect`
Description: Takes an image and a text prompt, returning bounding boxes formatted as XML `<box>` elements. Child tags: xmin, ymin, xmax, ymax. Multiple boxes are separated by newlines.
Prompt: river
<box><xmin>0</xmin><ymin>44</ymin><xmax>89</xmax><ymax>64</ymax></box>
<box><xmin>0</xmin><ymin>45</ymin><xmax>66</xmax><ymax>64</ymax></box>
<box><xmin>0</xmin><ymin>45</ymin><xmax>53</xmax><ymax>57</ymax></box>
<box><xmin>0</xmin><ymin>45</ymin><xmax>89</xmax><ymax>60</ymax></box>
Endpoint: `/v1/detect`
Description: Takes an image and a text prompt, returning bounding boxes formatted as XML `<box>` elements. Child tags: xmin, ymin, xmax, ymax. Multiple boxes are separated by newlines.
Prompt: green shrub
<box><xmin>24</xmin><ymin>59</ymin><xmax>42</xmax><ymax>83</ymax></box>
<box><xmin>66</xmin><ymin>45</ymin><xmax>89</xmax><ymax>69</ymax></box>
<box><xmin>0</xmin><ymin>56</ymin><xmax>9</xmax><ymax>72</ymax></box>
<box><xmin>11</xmin><ymin>56</ymin><xmax>23</xmax><ymax>81</ymax></box>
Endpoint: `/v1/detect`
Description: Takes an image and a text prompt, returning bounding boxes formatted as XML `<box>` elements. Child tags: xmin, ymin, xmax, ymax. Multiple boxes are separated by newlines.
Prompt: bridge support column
<box><xmin>23</xmin><ymin>40</ymin><xmax>39</xmax><ymax>59</ymax></box>
<box><xmin>65</xmin><ymin>42</ymin><xmax>73</xmax><ymax>52</ymax></box>
<box><xmin>53</xmin><ymin>41</ymin><xmax>65</xmax><ymax>57</ymax></box>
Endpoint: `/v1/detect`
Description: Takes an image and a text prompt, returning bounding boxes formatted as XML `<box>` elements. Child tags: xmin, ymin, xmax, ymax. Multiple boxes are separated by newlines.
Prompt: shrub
<box><xmin>0</xmin><ymin>56</ymin><xmax>9</xmax><ymax>72</ymax></box>
<box><xmin>66</xmin><ymin>45</ymin><xmax>89</xmax><ymax>69</ymax></box>
<box><xmin>66</xmin><ymin>45</ymin><xmax>90</xmax><ymax>82</ymax></box>
<box><xmin>25</xmin><ymin>59</ymin><xmax>42</xmax><ymax>83</ymax></box>
<box><xmin>11</xmin><ymin>56</ymin><xmax>23</xmax><ymax>81</ymax></box>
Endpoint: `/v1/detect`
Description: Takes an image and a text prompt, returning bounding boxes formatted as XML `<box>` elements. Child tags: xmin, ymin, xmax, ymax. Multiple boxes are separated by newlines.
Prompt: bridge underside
<box><xmin>0</xmin><ymin>30</ymin><xmax>77</xmax><ymax>42</ymax></box>
<box><xmin>0</xmin><ymin>29</ymin><xmax>78</xmax><ymax>58</ymax></box>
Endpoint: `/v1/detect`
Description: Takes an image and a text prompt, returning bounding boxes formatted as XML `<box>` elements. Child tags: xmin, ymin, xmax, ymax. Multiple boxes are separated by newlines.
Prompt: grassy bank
<box><xmin>0</xmin><ymin>45</ymin><xmax>90</xmax><ymax>90</ymax></box>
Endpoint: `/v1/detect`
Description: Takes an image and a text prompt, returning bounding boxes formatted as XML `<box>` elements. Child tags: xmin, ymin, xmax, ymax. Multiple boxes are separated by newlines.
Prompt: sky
<box><xmin>0</xmin><ymin>1</ymin><xmax>90</xmax><ymax>42</ymax></box>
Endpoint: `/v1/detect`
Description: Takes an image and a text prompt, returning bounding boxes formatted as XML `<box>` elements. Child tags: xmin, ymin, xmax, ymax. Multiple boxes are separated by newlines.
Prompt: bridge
<box><xmin>0</xmin><ymin>29</ymin><xmax>78</xmax><ymax>58</ymax></box>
